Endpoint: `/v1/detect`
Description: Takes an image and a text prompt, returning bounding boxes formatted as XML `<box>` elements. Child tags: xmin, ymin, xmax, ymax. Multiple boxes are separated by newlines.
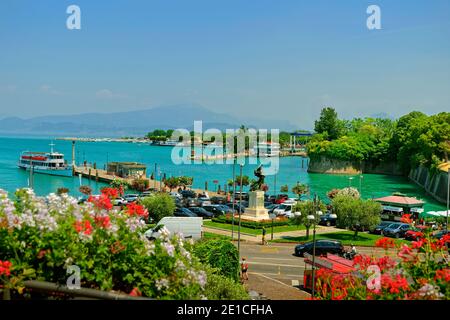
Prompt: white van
<box><xmin>144</xmin><ymin>217</ymin><xmax>203</xmax><ymax>240</ymax></box>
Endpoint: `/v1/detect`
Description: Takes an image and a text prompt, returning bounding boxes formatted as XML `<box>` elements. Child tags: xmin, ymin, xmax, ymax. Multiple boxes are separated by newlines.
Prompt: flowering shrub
<box><xmin>0</xmin><ymin>188</ymin><xmax>209</xmax><ymax>299</ymax></box>
<box><xmin>315</xmin><ymin>233</ymin><xmax>450</xmax><ymax>300</ymax></box>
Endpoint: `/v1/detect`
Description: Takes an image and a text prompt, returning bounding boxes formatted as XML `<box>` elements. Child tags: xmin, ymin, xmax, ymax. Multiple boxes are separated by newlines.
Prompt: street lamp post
<box><xmin>447</xmin><ymin>168</ymin><xmax>449</xmax><ymax>232</ymax></box>
<box><xmin>231</xmin><ymin>160</ymin><xmax>236</xmax><ymax>241</ymax></box>
<box><xmin>307</xmin><ymin>194</ymin><xmax>321</xmax><ymax>299</ymax></box>
<box><xmin>238</xmin><ymin>164</ymin><xmax>243</xmax><ymax>259</ymax></box>
<box><xmin>348</xmin><ymin>176</ymin><xmax>354</xmax><ymax>188</ymax></box>
<box><xmin>359</xmin><ymin>175</ymin><xmax>363</xmax><ymax>197</ymax></box>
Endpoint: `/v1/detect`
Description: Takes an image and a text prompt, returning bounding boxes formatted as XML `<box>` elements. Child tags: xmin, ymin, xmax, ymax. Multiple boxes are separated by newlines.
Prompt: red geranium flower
<box><xmin>400</xmin><ymin>214</ymin><xmax>413</xmax><ymax>224</ymax></box>
<box><xmin>88</xmin><ymin>194</ymin><xmax>113</xmax><ymax>211</ymax></box>
<box><xmin>125</xmin><ymin>202</ymin><xmax>148</xmax><ymax>218</ymax></box>
<box><xmin>435</xmin><ymin>269</ymin><xmax>450</xmax><ymax>282</ymax></box>
<box><xmin>94</xmin><ymin>216</ymin><xmax>111</xmax><ymax>229</ymax></box>
<box><xmin>129</xmin><ymin>287</ymin><xmax>142</xmax><ymax>297</ymax></box>
<box><xmin>375</xmin><ymin>237</ymin><xmax>396</xmax><ymax>250</ymax></box>
<box><xmin>100</xmin><ymin>187</ymin><xmax>120</xmax><ymax>199</ymax></box>
<box><xmin>0</xmin><ymin>260</ymin><xmax>12</xmax><ymax>277</ymax></box>
<box><xmin>381</xmin><ymin>274</ymin><xmax>410</xmax><ymax>294</ymax></box>
<box><xmin>73</xmin><ymin>219</ymin><xmax>93</xmax><ymax>235</ymax></box>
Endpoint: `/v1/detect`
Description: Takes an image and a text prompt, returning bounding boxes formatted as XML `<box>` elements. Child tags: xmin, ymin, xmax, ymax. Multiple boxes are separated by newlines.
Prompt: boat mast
<box><xmin>50</xmin><ymin>141</ymin><xmax>55</xmax><ymax>153</ymax></box>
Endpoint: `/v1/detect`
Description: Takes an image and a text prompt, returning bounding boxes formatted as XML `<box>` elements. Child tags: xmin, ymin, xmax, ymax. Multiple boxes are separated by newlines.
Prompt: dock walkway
<box><xmin>73</xmin><ymin>165</ymin><xmax>220</xmax><ymax>196</ymax></box>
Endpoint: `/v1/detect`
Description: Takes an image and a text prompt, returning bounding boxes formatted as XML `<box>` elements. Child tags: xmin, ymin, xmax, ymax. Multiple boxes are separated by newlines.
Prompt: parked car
<box><xmin>294</xmin><ymin>240</ymin><xmax>344</xmax><ymax>257</ymax></box>
<box><xmin>404</xmin><ymin>225</ymin><xmax>428</xmax><ymax>241</ymax></box>
<box><xmin>275</xmin><ymin>194</ymin><xmax>289</xmax><ymax>204</ymax></box>
<box><xmin>203</xmin><ymin>205</ymin><xmax>230</xmax><ymax>217</ymax></box>
<box><xmin>210</xmin><ymin>196</ymin><xmax>227</xmax><ymax>204</ymax></box>
<box><xmin>382</xmin><ymin>223</ymin><xmax>411</xmax><ymax>238</ymax></box>
<box><xmin>182</xmin><ymin>197</ymin><xmax>199</xmax><ymax>207</ymax></box>
<box><xmin>267</xmin><ymin>204</ymin><xmax>279</xmax><ymax>214</ymax></box>
<box><xmin>273</xmin><ymin>203</ymin><xmax>295</xmax><ymax>218</ymax></box>
<box><xmin>198</xmin><ymin>199</ymin><xmax>212</xmax><ymax>207</ymax></box>
<box><xmin>169</xmin><ymin>192</ymin><xmax>183</xmax><ymax>200</ymax></box>
<box><xmin>181</xmin><ymin>190</ymin><xmax>196</xmax><ymax>198</ymax></box>
<box><xmin>433</xmin><ymin>229</ymin><xmax>450</xmax><ymax>240</ymax></box>
<box><xmin>140</xmin><ymin>191</ymin><xmax>153</xmax><ymax>198</ymax></box>
<box><xmin>112</xmin><ymin>197</ymin><xmax>127</xmax><ymax>206</ymax></box>
<box><xmin>145</xmin><ymin>217</ymin><xmax>202</xmax><ymax>240</ymax></box>
<box><xmin>189</xmin><ymin>207</ymin><xmax>214</xmax><ymax>218</ymax></box>
<box><xmin>370</xmin><ymin>221</ymin><xmax>395</xmax><ymax>235</ymax></box>
<box><xmin>319</xmin><ymin>213</ymin><xmax>338</xmax><ymax>226</ymax></box>
<box><xmin>174</xmin><ymin>207</ymin><xmax>197</xmax><ymax>217</ymax></box>
<box><xmin>123</xmin><ymin>194</ymin><xmax>139</xmax><ymax>203</ymax></box>
<box><xmin>226</xmin><ymin>202</ymin><xmax>245</xmax><ymax>213</ymax></box>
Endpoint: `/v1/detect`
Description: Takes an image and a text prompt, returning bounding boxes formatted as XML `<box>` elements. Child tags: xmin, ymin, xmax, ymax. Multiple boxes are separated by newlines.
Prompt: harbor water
<box><xmin>0</xmin><ymin>135</ymin><xmax>446</xmax><ymax>212</ymax></box>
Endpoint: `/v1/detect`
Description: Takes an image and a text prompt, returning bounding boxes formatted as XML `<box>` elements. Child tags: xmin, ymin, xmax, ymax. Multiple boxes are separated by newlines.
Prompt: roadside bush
<box><xmin>140</xmin><ymin>193</ymin><xmax>175</xmax><ymax>222</ymax></box>
<box><xmin>194</xmin><ymin>240</ymin><xmax>239</xmax><ymax>282</ymax></box>
<box><xmin>203</xmin><ymin>267</ymin><xmax>249</xmax><ymax>300</ymax></box>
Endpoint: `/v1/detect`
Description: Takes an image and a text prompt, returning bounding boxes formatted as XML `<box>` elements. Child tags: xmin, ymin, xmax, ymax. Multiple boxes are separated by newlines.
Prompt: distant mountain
<box><xmin>0</xmin><ymin>105</ymin><xmax>298</xmax><ymax>137</ymax></box>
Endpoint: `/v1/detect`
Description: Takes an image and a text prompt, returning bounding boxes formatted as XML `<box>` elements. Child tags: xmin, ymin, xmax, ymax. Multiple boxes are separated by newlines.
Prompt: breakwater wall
<box><xmin>409</xmin><ymin>166</ymin><xmax>449</xmax><ymax>204</ymax></box>
<box><xmin>307</xmin><ymin>156</ymin><xmax>403</xmax><ymax>175</ymax></box>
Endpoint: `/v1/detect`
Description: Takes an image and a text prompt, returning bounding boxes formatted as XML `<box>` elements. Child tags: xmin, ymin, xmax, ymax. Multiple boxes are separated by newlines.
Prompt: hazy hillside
<box><xmin>0</xmin><ymin>105</ymin><xmax>297</xmax><ymax>137</ymax></box>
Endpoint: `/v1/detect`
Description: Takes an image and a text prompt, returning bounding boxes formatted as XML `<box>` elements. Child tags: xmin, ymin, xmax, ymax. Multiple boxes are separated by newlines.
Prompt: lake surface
<box><xmin>0</xmin><ymin>135</ymin><xmax>446</xmax><ymax>212</ymax></box>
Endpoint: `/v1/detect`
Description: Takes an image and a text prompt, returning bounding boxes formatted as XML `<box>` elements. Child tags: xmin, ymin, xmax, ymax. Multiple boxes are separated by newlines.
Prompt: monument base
<box><xmin>241</xmin><ymin>190</ymin><xmax>270</xmax><ymax>221</ymax></box>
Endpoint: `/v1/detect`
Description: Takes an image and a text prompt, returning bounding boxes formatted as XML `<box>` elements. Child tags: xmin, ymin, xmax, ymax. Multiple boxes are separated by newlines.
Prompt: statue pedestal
<box><xmin>241</xmin><ymin>191</ymin><xmax>270</xmax><ymax>221</ymax></box>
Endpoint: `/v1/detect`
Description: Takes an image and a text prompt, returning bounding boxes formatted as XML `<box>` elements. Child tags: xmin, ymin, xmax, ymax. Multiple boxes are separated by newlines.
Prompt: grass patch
<box><xmin>202</xmin><ymin>232</ymin><xmax>231</xmax><ymax>241</ymax></box>
<box><xmin>204</xmin><ymin>220</ymin><xmax>306</xmax><ymax>235</ymax></box>
<box><xmin>271</xmin><ymin>230</ymin><xmax>409</xmax><ymax>247</ymax></box>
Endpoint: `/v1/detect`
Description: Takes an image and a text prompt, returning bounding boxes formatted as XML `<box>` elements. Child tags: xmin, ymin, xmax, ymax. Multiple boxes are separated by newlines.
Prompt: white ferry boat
<box><xmin>253</xmin><ymin>142</ymin><xmax>280</xmax><ymax>157</ymax></box>
<box><xmin>18</xmin><ymin>144</ymin><xmax>73</xmax><ymax>177</ymax></box>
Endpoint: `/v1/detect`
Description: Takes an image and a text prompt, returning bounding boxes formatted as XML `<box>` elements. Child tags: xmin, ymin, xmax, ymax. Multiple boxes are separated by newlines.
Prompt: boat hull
<box><xmin>18</xmin><ymin>165</ymin><xmax>73</xmax><ymax>177</ymax></box>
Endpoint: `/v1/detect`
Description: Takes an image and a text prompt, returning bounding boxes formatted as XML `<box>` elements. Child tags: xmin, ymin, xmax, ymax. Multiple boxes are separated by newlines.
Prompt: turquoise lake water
<box><xmin>0</xmin><ymin>135</ymin><xmax>446</xmax><ymax>212</ymax></box>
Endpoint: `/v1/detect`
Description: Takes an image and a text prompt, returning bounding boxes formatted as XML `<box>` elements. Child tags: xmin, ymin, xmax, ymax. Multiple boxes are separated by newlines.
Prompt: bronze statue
<box><xmin>250</xmin><ymin>165</ymin><xmax>265</xmax><ymax>191</ymax></box>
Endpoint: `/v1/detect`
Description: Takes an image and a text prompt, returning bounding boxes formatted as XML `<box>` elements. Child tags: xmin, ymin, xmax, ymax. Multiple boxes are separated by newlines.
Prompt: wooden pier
<box><xmin>73</xmin><ymin>165</ymin><xmax>220</xmax><ymax>196</ymax></box>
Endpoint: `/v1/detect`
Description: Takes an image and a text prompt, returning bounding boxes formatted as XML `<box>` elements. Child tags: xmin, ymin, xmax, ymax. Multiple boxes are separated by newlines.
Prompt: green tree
<box><xmin>314</xmin><ymin>107</ymin><xmax>341</xmax><ymax>140</ymax></box>
<box><xmin>140</xmin><ymin>193</ymin><xmax>176</xmax><ymax>222</ymax></box>
<box><xmin>164</xmin><ymin>177</ymin><xmax>180</xmax><ymax>191</ymax></box>
<box><xmin>332</xmin><ymin>195</ymin><xmax>381</xmax><ymax>239</ymax></box>
<box><xmin>292</xmin><ymin>182</ymin><xmax>309</xmax><ymax>200</ymax></box>
<box><xmin>178</xmin><ymin>176</ymin><xmax>193</xmax><ymax>189</ymax></box>
<box><xmin>292</xmin><ymin>200</ymin><xmax>326</xmax><ymax>239</ymax></box>
<box><xmin>79</xmin><ymin>185</ymin><xmax>92</xmax><ymax>196</ymax></box>
<box><xmin>280</xmin><ymin>185</ymin><xmax>289</xmax><ymax>193</ymax></box>
<box><xmin>131</xmin><ymin>178</ymin><xmax>149</xmax><ymax>192</ymax></box>
<box><xmin>233</xmin><ymin>175</ymin><xmax>250</xmax><ymax>187</ymax></box>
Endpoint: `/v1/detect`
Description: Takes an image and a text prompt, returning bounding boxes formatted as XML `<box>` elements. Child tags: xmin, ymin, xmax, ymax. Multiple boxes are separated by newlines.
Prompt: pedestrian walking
<box><xmin>240</xmin><ymin>257</ymin><xmax>249</xmax><ymax>282</ymax></box>
<box><xmin>261</xmin><ymin>227</ymin><xmax>267</xmax><ymax>245</ymax></box>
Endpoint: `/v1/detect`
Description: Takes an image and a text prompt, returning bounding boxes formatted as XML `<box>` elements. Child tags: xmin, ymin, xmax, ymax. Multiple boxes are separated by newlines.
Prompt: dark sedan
<box><xmin>180</xmin><ymin>190</ymin><xmax>196</xmax><ymax>198</ymax></box>
<box><xmin>226</xmin><ymin>203</ymin><xmax>245</xmax><ymax>213</ymax></box>
<box><xmin>294</xmin><ymin>240</ymin><xmax>344</xmax><ymax>257</ymax></box>
<box><xmin>189</xmin><ymin>207</ymin><xmax>214</xmax><ymax>218</ymax></box>
<box><xmin>174</xmin><ymin>207</ymin><xmax>197</xmax><ymax>217</ymax></box>
<box><xmin>370</xmin><ymin>221</ymin><xmax>396</xmax><ymax>234</ymax></box>
<box><xmin>382</xmin><ymin>223</ymin><xmax>411</xmax><ymax>238</ymax></box>
<box><xmin>202</xmin><ymin>205</ymin><xmax>230</xmax><ymax>217</ymax></box>
<box><xmin>319</xmin><ymin>213</ymin><xmax>337</xmax><ymax>226</ymax></box>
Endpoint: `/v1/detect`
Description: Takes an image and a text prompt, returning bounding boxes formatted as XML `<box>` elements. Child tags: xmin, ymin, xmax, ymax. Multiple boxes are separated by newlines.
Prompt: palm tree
<box><xmin>292</xmin><ymin>182</ymin><xmax>309</xmax><ymax>200</ymax></box>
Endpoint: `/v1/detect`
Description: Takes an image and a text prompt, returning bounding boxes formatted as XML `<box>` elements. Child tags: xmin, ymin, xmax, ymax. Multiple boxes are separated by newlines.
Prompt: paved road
<box><xmin>239</xmin><ymin>242</ymin><xmax>396</xmax><ymax>297</ymax></box>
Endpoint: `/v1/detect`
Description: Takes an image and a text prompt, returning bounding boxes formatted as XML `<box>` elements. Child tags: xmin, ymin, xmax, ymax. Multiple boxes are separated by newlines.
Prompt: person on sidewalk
<box><xmin>261</xmin><ymin>227</ymin><xmax>267</xmax><ymax>245</ymax></box>
<box><xmin>240</xmin><ymin>257</ymin><xmax>249</xmax><ymax>282</ymax></box>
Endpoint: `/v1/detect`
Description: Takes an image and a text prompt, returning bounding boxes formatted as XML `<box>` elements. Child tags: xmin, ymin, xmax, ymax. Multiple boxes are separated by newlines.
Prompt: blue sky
<box><xmin>0</xmin><ymin>0</ymin><xmax>449</xmax><ymax>129</ymax></box>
